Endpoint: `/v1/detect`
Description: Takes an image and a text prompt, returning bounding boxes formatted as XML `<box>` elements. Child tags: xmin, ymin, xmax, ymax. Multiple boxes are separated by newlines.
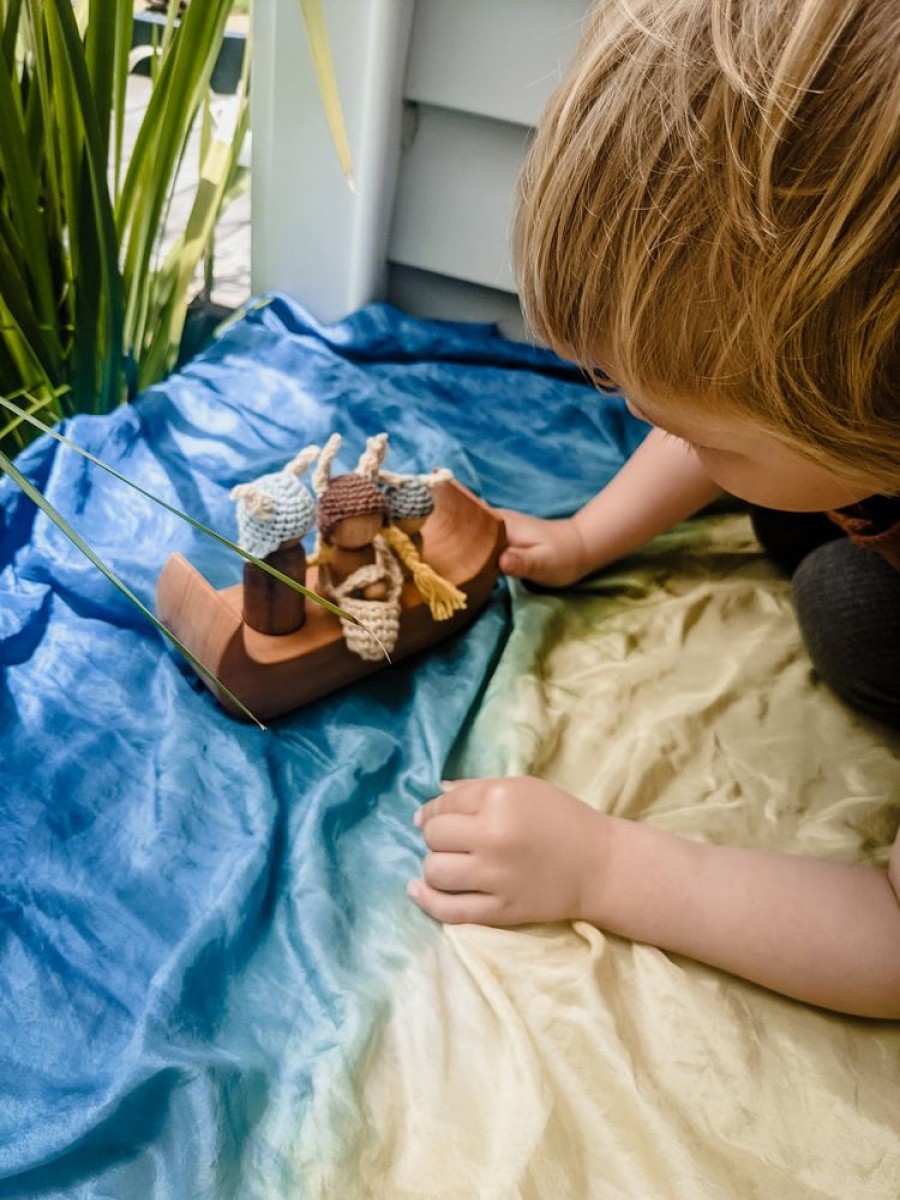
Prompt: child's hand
<box><xmin>408</xmin><ymin>777</ymin><xmax>608</xmax><ymax>926</ymax></box>
<box><xmin>496</xmin><ymin>510</ymin><xmax>589</xmax><ymax>587</ymax></box>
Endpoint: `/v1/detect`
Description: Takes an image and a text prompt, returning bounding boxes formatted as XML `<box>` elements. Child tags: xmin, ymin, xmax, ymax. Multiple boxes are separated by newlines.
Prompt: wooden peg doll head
<box><xmin>313</xmin><ymin>433</ymin><xmax>391</xmax><ymax>599</ymax></box>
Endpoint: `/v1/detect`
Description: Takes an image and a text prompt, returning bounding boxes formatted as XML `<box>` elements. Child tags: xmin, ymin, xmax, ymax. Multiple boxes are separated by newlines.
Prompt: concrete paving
<box><xmin>123</xmin><ymin>75</ymin><xmax>252</xmax><ymax>311</ymax></box>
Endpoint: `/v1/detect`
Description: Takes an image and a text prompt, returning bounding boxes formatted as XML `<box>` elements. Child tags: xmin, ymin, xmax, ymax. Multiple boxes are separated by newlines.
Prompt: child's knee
<box><xmin>792</xmin><ymin>539</ymin><xmax>900</xmax><ymax>727</ymax></box>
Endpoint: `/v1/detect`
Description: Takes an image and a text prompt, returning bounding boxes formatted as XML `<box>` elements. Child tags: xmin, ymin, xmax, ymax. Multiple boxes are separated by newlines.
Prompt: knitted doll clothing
<box><xmin>233</xmin><ymin>470</ymin><xmax>317</xmax><ymax>560</ymax></box>
<box><xmin>317</xmin><ymin>534</ymin><xmax>403</xmax><ymax>660</ymax></box>
<box><xmin>317</xmin><ymin>474</ymin><xmax>387</xmax><ymax>542</ymax></box>
<box><xmin>383</xmin><ymin>478</ymin><xmax>434</xmax><ymax>524</ymax></box>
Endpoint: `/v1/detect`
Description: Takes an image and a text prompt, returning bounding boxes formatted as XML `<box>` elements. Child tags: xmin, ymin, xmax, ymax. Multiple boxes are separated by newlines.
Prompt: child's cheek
<box><xmin>697</xmin><ymin>448</ymin><xmax>869</xmax><ymax>512</ymax></box>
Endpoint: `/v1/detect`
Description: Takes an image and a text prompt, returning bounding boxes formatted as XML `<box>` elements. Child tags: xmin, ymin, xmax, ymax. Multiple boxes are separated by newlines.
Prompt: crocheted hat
<box><xmin>231</xmin><ymin>445</ymin><xmax>319</xmax><ymax>560</ymax></box>
<box><xmin>383</xmin><ymin>478</ymin><xmax>435</xmax><ymax>524</ymax></box>
<box><xmin>317</xmin><ymin>474</ymin><xmax>387</xmax><ymax>541</ymax></box>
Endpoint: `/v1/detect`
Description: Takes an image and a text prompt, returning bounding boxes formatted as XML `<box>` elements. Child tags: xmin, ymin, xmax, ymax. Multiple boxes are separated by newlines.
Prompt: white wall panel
<box><xmin>389</xmin><ymin>106</ymin><xmax>530</xmax><ymax>293</ymax></box>
<box><xmin>252</xmin><ymin>0</ymin><xmax>415</xmax><ymax>323</ymax></box>
<box><xmin>252</xmin><ymin>0</ymin><xmax>592</xmax><ymax>326</ymax></box>
<box><xmin>405</xmin><ymin>0</ymin><xmax>588</xmax><ymax>127</ymax></box>
<box><xmin>387</xmin><ymin>264</ymin><xmax>528</xmax><ymax>339</ymax></box>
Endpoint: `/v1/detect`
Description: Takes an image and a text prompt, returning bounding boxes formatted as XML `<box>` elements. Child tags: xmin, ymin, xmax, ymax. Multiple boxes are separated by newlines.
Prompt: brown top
<box><xmin>317</xmin><ymin>474</ymin><xmax>387</xmax><ymax>542</ymax></box>
<box><xmin>828</xmin><ymin>496</ymin><xmax>900</xmax><ymax>571</ymax></box>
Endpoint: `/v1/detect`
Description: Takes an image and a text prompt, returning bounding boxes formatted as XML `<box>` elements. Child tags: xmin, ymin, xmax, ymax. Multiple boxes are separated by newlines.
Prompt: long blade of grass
<box><xmin>38</xmin><ymin>11</ymin><xmax>98</xmax><ymax>414</ymax></box>
<box><xmin>1</xmin><ymin>0</ymin><xmax>23</xmax><ymax>69</ymax></box>
<box><xmin>0</xmin><ymin>446</ymin><xmax>266</xmax><ymax>728</ymax></box>
<box><xmin>84</xmin><ymin>0</ymin><xmax>118</xmax><ymax>164</ymax></box>
<box><xmin>298</xmin><ymin>0</ymin><xmax>354</xmax><ymax>189</ymax></box>
<box><xmin>0</xmin><ymin>294</ymin><xmax>61</xmax><ymax>415</ymax></box>
<box><xmin>0</xmin><ymin>395</ymin><xmax>361</xmax><ymax>625</ymax></box>
<box><xmin>23</xmin><ymin>6</ymin><xmax>77</xmax><ymax>401</ymax></box>
<box><xmin>0</xmin><ymin>214</ymin><xmax>64</xmax><ymax>376</ymax></box>
<box><xmin>159</xmin><ymin>0</ymin><xmax>179</xmax><ymax>59</ymax></box>
<box><xmin>0</xmin><ymin>28</ymin><xmax>61</xmax><ymax>343</ymax></box>
<box><xmin>44</xmin><ymin>0</ymin><xmax>125</xmax><ymax>414</ymax></box>
<box><xmin>138</xmin><ymin>140</ymin><xmax>232</xmax><ymax>388</ymax></box>
<box><xmin>0</xmin><ymin>383</ymin><xmax>65</xmax><ymax>444</ymax></box>
<box><xmin>18</xmin><ymin>12</ymin><xmax>67</xmax><ymax>307</ymax></box>
<box><xmin>117</xmin><ymin>0</ymin><xmax>232</xmax><ymax>359</ymax></box>
<box><xmin>140</xmin><ymin>47</ymin><xmax>251</xmax><ymax>387</ymax></box>
<box><xmin>112</xmin><ymin>0</ymin><xmax>133</xmax><ymax>199</ymax></box>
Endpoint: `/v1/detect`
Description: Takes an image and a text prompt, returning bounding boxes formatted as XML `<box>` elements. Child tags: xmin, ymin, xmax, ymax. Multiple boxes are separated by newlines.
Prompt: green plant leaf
<box><xmin>112</xmin><ymin>0</ymin><xmax>134</xmax><ymax>200</ymax></box>
<box><xmin>84</xmin><ymin>0</ymin><xmax>119</xmax><ymax>164</ymax></box>
<box><xmin>0</xmin><ymin>0</ymin><xmax>23</xmax><ymax>72</ymax></box>
<box><xmin>298</xmin><ymin>0</ymin><xmax>354</xmax><ymax>189</ymax></box>
<box><xmin>43</xmin><ymin>0</ymin><xmax>125</xmax><ymax>415</ymax></box>
<box><xmin>140</xmin><ymin>39</ymin><xmax>251</xmax><ymax>387</ymax></box>
<box><xmin>0</xmin><ymin>444</ymin><xmax>267</xmax><ymax>728</ymax></box>
<box><xmin>0</xmin><ymin>384</ymin><xmax>65</xmax><ymax>445</ymax></box>
<box><xmin>0</xmin><ymin>27</ymin><xmax>61</xmax><ymax>347</ymax></box>
<box><xmin>117</xmin><ymin>0</ymin><xmax>233</xmax><ymax>362</ymax></box>
<box><xmin>0</xmin><ymin>394</ymin><xmax>362</xmax><ymax>625</ymax></box>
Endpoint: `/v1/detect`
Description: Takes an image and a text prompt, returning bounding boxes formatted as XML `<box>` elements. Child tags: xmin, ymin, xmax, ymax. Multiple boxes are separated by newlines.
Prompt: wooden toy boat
<box><xmin>156</xmin><ymin>481</ymin><xmax>506</xmax><ymax>721</ymax></box>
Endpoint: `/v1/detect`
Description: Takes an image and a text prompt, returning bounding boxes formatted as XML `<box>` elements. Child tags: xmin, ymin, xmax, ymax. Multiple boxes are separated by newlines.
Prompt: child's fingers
<box><xmin>499</xmin><ymin>543</ymin><xmax>549</xmax><ymax>575</ymax></box>
<box><xmin>494</xmin><ymin>510</ymin><xmax>558</xmax><ymax>581</ymax></box>
<box><xmin>423</xmin><ymin>850</ymin><xmax>482</xmax><ymax>892</ymax></box>
<box><xmin>498</xmin><ymin>547</ymin><xmax>530</xmax><ymax>577</ymax></box>
<box><xmin>407</xmin><ymin>878</ymin><xmax>501</xmax><ymax>926</ymax></box>
<box><xmin>414</xmin><ymin>781</ymin><xmax>481</xmax><ymax>827</ymax></box>
<box><xmin>420</xmin><ymin>812</ymin><xmax>477</xmax><ymax>853</ymax></box>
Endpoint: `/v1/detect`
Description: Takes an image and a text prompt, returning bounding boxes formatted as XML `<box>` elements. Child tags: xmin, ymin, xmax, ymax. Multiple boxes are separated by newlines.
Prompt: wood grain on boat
<box><xmin>156</xmin><ymin>481</ymin><xmax>506</xmax><ymax>720</ymax></box>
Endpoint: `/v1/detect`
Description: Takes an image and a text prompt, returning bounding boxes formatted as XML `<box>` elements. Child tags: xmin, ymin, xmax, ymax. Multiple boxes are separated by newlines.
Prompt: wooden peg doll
<box><xmin>313</xmin><ymin>433</ymin><xmax>404</xmax><ymax>660</ymax></box>
<box><xmin>230</xmin><ymin>444</ymin><xmax>319</xmax><ymax>635</ymax></box>
<box><xmin>382</xmin><ymin>477</ymin><xmax>435</xmax><ymax>550</ymax></box>
<box><xmin>379</xmin><ymin>465</ymin><xmax>467</xmax><ymax>622</ymax></box>
<box><xmin>313</xmin><ymin>433</ymin><xmax>391</xmax><ymax>599</ymax></box>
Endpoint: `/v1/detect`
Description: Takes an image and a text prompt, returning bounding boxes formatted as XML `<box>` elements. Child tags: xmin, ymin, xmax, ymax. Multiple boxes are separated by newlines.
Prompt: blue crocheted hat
<box><xmin>231</xmin><ymin>445</ymin><xmax>319</xmax><ymax>560</ymax></box>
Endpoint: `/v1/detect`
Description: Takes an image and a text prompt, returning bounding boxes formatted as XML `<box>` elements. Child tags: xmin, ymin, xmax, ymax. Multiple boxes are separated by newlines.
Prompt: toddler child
<box><xmin>408</xmin><ymin>0</ymin><xmax>900</xmax><ymax>1018</ymax></box>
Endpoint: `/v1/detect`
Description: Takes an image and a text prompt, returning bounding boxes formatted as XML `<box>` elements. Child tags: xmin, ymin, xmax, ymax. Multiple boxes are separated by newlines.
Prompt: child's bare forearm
<box><xmin>571</xmin><ymin>427</ymin><xmax>724</xmax><ymax>573</ymax></box>
<box><xmin>585</xmin><ymin>817</ymin><xmax>900</xmax><ymax>1017</ymax></box>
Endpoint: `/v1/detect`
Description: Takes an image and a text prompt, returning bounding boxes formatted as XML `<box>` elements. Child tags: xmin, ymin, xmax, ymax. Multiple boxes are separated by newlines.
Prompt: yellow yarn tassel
<box><xmin>307</xmin><ymin>535</ymin><xmax>333</xmax><ymax>569</ymax></box>
<box><xmin>382</xmin><ymin>525</ymin><xmax>467</xmax><ymax>621</ymax></box>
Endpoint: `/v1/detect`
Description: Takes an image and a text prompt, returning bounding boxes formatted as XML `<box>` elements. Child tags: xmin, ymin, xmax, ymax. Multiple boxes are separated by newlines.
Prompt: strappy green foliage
<box><xmin>0</xmin><ymin>0</ymin><xmax>361</xmax><ymax>719</ymax></box>
<box><xmin>0</xmin><ymin>0</ymin><xmax>235</xmax><ymax>448</ymax></box>
<box><xmin>0</xmin><ymin>0</ymin><xmax>349</xmax><ymax>451</ymax></box>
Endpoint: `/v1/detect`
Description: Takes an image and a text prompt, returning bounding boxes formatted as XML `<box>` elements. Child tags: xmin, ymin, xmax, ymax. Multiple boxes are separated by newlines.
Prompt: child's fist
<box><xmin>409</xmin><ymin>777</ymin><xmax>609</xmax><ymax>927</ymax></box>
<box><xmin>496</xmin><ymin>510</ymin><xmax>589</xmax><ymax>587</ymax></box>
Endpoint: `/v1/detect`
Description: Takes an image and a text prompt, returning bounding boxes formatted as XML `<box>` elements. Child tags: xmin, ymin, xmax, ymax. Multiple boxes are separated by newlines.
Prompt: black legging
<box><xmin>750</xmin><ymin>507</ymin><xmax>900</xmax><ymax>729</ymax></box>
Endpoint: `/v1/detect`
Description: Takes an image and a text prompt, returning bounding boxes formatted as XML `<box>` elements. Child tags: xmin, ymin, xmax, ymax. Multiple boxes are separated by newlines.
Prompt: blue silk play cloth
<box><xmin>0</xmin><ymin>297</ymin><xmax>644</xmax><ymax>1198</ymax></box>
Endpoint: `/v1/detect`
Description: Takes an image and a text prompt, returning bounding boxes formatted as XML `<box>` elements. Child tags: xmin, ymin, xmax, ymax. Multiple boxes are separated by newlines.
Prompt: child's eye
<box><xmin>590</xmin><ymin>366</ymin><xmax>621</xmax><ymax>394</ymax></box>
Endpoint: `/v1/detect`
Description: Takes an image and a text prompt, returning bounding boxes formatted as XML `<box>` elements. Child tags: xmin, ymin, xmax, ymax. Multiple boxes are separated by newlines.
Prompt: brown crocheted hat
<box><xmin>317</xmin><ymin>473</ymin><xmax>387</xmax><ymax>541</ymax></box>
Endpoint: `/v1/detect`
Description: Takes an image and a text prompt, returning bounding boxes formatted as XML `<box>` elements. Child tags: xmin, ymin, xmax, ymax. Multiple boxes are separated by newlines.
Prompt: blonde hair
<box><xmin>515</xmin><ymin>0</ymin><xmax>900</xmax><ymax>491</ymax></box>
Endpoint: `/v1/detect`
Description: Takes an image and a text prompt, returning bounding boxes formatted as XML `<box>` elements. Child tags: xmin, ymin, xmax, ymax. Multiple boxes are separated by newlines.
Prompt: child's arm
<box><xmin>499</xmin><ymin>426</ymin><xmax>724</xmax><ymax>586</ymax></box>
<box><xmin>410</xmin><ymin>779</ymin><xmax>900</xmax><ymax>1018</ymax></box>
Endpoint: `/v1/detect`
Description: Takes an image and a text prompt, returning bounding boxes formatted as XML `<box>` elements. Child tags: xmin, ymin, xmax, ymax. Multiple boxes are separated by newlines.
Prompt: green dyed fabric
<box><xmin>304</xmin><ymin>513</ymin><xmax>900</xmax><ymax>1199</ymax></box>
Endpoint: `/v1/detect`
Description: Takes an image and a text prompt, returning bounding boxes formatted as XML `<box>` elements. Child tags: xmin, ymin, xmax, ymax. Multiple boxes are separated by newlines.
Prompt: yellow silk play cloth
<box><xmin>299</xmin><ymin>513</ymin><xmax>900</xmax><ymax>1199</ymax></box>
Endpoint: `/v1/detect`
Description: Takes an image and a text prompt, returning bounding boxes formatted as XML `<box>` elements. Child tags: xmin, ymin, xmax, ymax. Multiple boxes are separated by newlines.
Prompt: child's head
<box><xmin>515</xmin><ymin>0</ymin><xmax>899</xmax><ymax>508</ymax></box>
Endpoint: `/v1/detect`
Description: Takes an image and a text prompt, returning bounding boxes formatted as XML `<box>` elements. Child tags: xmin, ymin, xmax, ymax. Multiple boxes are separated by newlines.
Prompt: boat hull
<box><xmin>156</xmin><ymin>481</ymin><xmax>506</xmax><ymax>720</ymax></box>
